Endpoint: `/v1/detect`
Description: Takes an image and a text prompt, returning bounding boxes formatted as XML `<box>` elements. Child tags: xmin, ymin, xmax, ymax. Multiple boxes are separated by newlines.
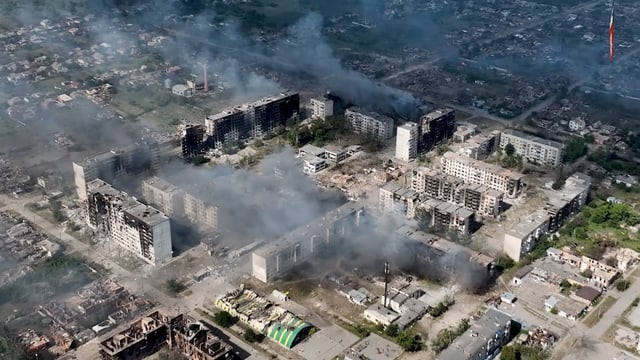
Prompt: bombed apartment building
<box><xmin>417</xmin><ymin>108</ymin><xmax>456</xmax><ymax>152</ymax></box>
<box><xmin>180</xmin><ymin>123</ymin><xmax>206</xmax><ymax>160</ymax></box>
<box><xmin>252</xmin><ymin>202</ymin><xmax>365</xmax><ymax>283</ymax></box>
<box><xmin>441</xmin><ymin>152</ymin><xmax>525</xmax><ymax>198</ymax></box>
<box><xmin>345</xmin><ymin>108</ymin><xmax>395</xmax><ymax>141</ymax></box>
<box><xmin>544</xmin><ymin>173</ymin><xmax>591</xmax><ymax>231</ymax></box>
<box><xmin>394</xmin><ymin>108</ymin><xmax>456</xmax><ymax>161</ymax></box>
<box><xmin>141</xmin><ymin>176</ymin><xmax>218</xmax><ymax>231</ymax></box>
<box><xmin>204</xmin><ymin>93</ymin><xmax>300</xmax><ymax>149</ymax></box>
<box><xmin>378</xmin><ymin>183</ymin><xmax>420</xmax><ymax>219</ymax></box>
<box><xmin>411</xmin><ymin>167</ymin><xmax>503</xmax><ymax>217</ymax></box>
<box><xmin>99</xmin><ymin>310</ymin><xmax>234</xmax><ymax>360</ymax></box>
<box><xmin>393</xmin><ymin>225</ymin><xmax>494</xmax><ymax>291</ymax></box>
<box><xmin>86</xmin><ymin>179</ymin><xmax>172</xmax><ymax>266</ymax></box>
<box><xmin>73</xmin><ymin>143</ymin><xmax>160</xmax><ymax>200</ymax></box>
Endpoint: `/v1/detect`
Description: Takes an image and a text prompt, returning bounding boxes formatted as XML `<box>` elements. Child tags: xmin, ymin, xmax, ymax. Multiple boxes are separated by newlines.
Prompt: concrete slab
<box><xmin>627</xmin><ymin>305</ymin><xmax>640</xmax><ymax>328</ymax></box>
<box><xmin>294</xmin><ymin>325</ymin><xmax>359</xmax><ymax>360</ymax></box>
<box><xmin>344</xmin><ymin>333</ymin><xmax>402</xmax><ymax>360</ymax></box>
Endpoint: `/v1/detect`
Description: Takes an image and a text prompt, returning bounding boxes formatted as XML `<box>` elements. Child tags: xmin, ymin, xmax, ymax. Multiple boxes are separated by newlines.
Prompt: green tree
<box><xmin>384</xmin><ymin>324</ymin><xmax>399</xmax><ymax>337</ymax></box>
<box><xmin>504</xmin><ymin>143</ymin><xmax>516</xmax><ymax>157</ymax></box>
<box><xmin>563</xmin><ymin>136</ymin><xmax>588</xmax><ymax>163</ymax></box>
<box><xmin>500</xmin><ymin>345</ymin><xmax>517</xmax><ymax>360</ymax></box>
<box><xmin>243</xmin><ymin>328</ymin><xmax>264</xmax><ymax>343</ymax></box>
<box><xmin>213</xmin><ymin>311</ymin><xmax>236</xmax><ymax>327</ymax></box>
<box><xmin>616</xmin><ymin>279</ymin><xmax>631</xmax><ymax>292</ymax></box>
<box><xmin>396</xmin><ymin>331</ymin><xmax>422</xmax><ymax>352</ymax></box>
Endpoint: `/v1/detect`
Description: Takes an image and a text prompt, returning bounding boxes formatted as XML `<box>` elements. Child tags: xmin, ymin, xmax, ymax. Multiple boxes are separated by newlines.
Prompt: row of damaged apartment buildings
<box><xmin>379</xmin><ymin>151</ymin><xmax>526</xmax><ymax>234</ymax></box>
<box><xmin>99</xmin><ymin>310</ymin><xmax>235</xmax><ymax>360</ymax></box>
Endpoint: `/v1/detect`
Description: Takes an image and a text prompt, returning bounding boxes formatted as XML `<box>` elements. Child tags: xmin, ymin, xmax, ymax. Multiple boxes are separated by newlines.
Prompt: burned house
<box><xmin>204</xmin><ymin>93</ymin><xmax>299</xmax><ymax>149</ymax></box>
<box><xmin>167</xmin><ymin>314</ymin><xmax>234</xmax><ymax>360</ymax></box>
<box><xmin>85</xmin><ymin>179</ymin><xmax>172</xmax><ymax>266</ymax></box>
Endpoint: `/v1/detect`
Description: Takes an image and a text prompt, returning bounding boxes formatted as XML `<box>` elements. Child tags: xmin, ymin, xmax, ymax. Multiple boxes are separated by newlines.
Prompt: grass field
<box><xmin>584</xmin><ymin>296</ymin><xmax>618</xmax><ymax>328</ymax></box>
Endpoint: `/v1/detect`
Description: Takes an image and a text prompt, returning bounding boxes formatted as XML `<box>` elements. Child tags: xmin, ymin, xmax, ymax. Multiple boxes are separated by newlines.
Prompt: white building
<box><xmin>310</xmin><ymin>97</ymin><xmax>334</xmax><ymax>120</ymax></box>
<box><xmin>379</xmin><ymin>184</ymin><xmax>420</xmax><ymax>219</ymax></box>
<box><xmin>499</xmin><ymin>129</ymin><xmax>564</xmax><ymax>168</ymax></box>
<box><xmin>395</xmin><ymin>122</ymin><xmax>419</xmax><ymax>161</ymax></box>
<box><xmin>441</xmin><ymin>152</ymin><xmax>525</xmax><ymax>198</ymax></box>
<box><xmin>302</xmin><ymin>156</ymin><xmax>327</xmax><ymax>175</ymax></box>
<box><xmin>141</xmin><ymin>176</ymin><xmax>184</xmax><ymax>218</ymax></box>
<box><xmin>172</xmin><ymin>84</ymin><xmax>193</xmax><ymax>97</ymax></box>
<box><xmin>345</xmin><ymin>108</ymin><xmax>394</xmax><ymax>141</ymax></box>
<box><xmin>85</xmin><ymin>179</ymin><xmax>172</xmax><ymax>266</ymax></box>
<box><xmin>503</xmin><ymin>211</ymin><xmax>550</xmax><ymax>261</ymax></box>
<box><xmin>569</xmin><ymin>118</ymin><xmax>586</xmax><ymax>132</ymax></box>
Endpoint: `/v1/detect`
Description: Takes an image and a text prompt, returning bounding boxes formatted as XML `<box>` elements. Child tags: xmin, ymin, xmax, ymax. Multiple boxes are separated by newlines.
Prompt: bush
<box><xmin>243</xmin><ymin>328</ymin><xmax>264</xmax><ymax>343</ymax></box>
<box><xmin>214</xmin><ymin>311</ymin><xmax>236</xmax><ymax>327</ymax></box>
<box><xmin>550</xmin><ymin>307</ymin><xmax>559</xmax><ymax>315</ymax></box>
<box><xmin>616</xmin><ymin>279</ymin><xmax>631</xmax><ymax>292</ymax></box>
<box><xmin>384</xmin><ymin>324</ymin><xmax>399</xmax><ymax>338</ymax></box>
<box><xmin>396</xmin><ymin>331</ymin><xmax>422</xmax><ymax>352</ymax></box>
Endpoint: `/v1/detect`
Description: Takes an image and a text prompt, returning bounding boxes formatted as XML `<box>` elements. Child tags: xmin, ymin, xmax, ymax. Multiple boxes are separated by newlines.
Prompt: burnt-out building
<box><xmin>99</xmin><ymin>311</ymin><xmax>172</xmax><ymax>360</ymax></box>
<box><xmin>417</xmin><ymin>108</ymin><xmax>456</xmax><ymax>153</ymax></box>
<box><xmin>73</xmin><ymin>142</ymin><xmax>160</xmax><ymax>200</ymax></box>
<box><xmin>393</xmin><ymin>225</ymin><xmax>494</xmax><ymax>290</ymax></box>
<box><xmin>99</xmin><ymin>311</ymin><xmax>235</xmax><ymax>360</ymax></box>
<box><xmin>86</xmin><ymin>179</ymin><xmax>172</xmax><ymax>266</ymax></box>
<box><xmin>180</xmin><ymin>123</ymin><xmax>206</xmax><ymax>160</ymax></box>
<box><xmin>204</xmin><ymin>93</ymin><xmax>300</xmax><ymax>149</ymax></box>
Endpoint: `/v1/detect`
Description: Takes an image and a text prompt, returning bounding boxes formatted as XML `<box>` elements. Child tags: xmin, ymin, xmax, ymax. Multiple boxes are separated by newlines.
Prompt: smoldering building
<box><xmin>252</xmin><ymin>202</ymin><xmax>365</xmax><ymax>283</ymax></box>
<box><xmin>86</xmin><ymin>179</ymin><xmax>172</xmax><ymax>266</ymax></box>
<box><xmin>391</xmin><ymin>225</ymin><xmax>495</xmax><ymax>292</ymax></box>
<box><xmin>73</xmin><ymin>142</ymin><xmax>160</xmax><ymax>200</ymax></box>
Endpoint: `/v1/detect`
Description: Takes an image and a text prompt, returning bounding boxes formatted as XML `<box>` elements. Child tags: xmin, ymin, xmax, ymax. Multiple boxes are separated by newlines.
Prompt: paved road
<box><xmin>0</xmin><ymin>194</ymin><xmax>267</xmax><ymax>359</ymax></box>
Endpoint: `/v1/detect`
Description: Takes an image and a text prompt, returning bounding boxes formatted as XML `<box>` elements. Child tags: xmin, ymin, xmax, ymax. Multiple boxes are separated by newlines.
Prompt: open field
<box><xmin>584</xmin><ymin>296</ymin><xmax>618</xmax><ymax>328</ymax></box>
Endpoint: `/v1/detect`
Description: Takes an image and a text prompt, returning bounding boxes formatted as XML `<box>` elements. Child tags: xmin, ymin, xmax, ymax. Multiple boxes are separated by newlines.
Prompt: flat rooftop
<box><xmin>506</xmin><ymin>210</ymin><xmax>549</xmax><ymax>239</ymax></box>
<box><xmin>207</xmin><ymin>92</ymin><xmax>298</xmax><ymax>122</ymax></box>
<box><xmin>422</xmin><ymin>108</ymin><xmax>454</xmax><ymax>122</ymax></box>
<box><xmin>381</xmin><ymin>183</ymin><xmax>419</xmax><ymax>199</ymax></box>
<box><xmin>88</xmin><ymin>179</ymin><xmax>168</xmax><ymax>226</ymax></box>
<box><xmin>423</xmin><ymin>198</ymin><xmax>474</xmax><ymax>218</ymax></box>
<box><xmin>346</xmin><ymin>107</ymin><xmax>394</xmax><ymax>123</ymax></box>
<box><xmin>254</xmin><ymin>201</ymin><xmax>364</xmax><ymax>258</ymax></box>
<box><xmin>442</xmin><ymin>152</ymin><xmax>524</xmax><ymax>180</ymax></box>
<box><xmin>437</xmin><ymin>308</ymin><xmax>511</xmax><ymax>360</ymax></box>
<box><xmin>142</xmin><ymin>176</ymin><xmax>182</xmax><ymax>194</ymax></box>
<box><xmin>502</xmin><ymin>129</ymin><xmax>564</xmax><ymax>150</ymax></box>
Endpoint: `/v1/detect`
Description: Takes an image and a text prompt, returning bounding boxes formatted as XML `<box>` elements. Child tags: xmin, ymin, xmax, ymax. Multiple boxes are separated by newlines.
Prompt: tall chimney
<box><xmin>383</xmin><ymin>261</ymin><xmax>390</xmax><ymax>308</ymax></box>
<box><xmin>203</xmin><ymin>63</ymin><xmax>208</xmax><ymax>93</ymax></box>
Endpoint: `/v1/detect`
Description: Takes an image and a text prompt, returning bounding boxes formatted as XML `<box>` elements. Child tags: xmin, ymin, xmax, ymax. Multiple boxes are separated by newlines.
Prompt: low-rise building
<box><xmin>302</xmin><ymin>156</ymin><xmax>327</xmax><ymax>175</ymax></box>
<box><xmin>569</xmin><ymin>118</ymin><xmax>586</xmax><ymax>132</ymax></box>
<box><xmin>436</xmin><ymin>308</ymin><xmax>513</xmax><ymax>360</ymax></box>
<box><xmin>171</xmin><ymin>84</ymin><xmax>193</xmax><ymax>97</ymax></box>
<box><xmin>544</xmin><ymin>295</ymin><xmax>585</xmax><ymax>321</ymax></box>
<box><xmin>364</xmin><ymin>304</ymin><xmax>399</xmax><ymax>326</ymax></box>
<box><xmin>572</xmin><ymin>286</ymin><xmax>601</xmax><ymax>305</ymax></box>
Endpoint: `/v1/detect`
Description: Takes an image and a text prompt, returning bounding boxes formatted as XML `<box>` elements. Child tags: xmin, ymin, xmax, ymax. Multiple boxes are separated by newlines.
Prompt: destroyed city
<box><xmin>3</xmin><ymin>0</ymin><xmax>640</xmax><ymax>359</ymax></box>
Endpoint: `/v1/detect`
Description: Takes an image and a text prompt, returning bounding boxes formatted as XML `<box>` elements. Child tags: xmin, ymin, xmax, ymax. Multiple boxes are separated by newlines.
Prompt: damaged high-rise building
<box><xmin>252</xmin><ymin>202</ymin><xmax>365</xmax><ymax>283</ymax></box>
<box><xmin>204</xmin><ymin>93</ymin><xmax>300</xmax><ymax>149</ymax></box>
<box><xmin>345</xmin><ymin>108</ymin><xmax>395</xmax><ymax>141</ymax></box>
<box><xmin>395</xmin><ymin>108</ymin><xmax>456</xmax><ymax>161</ymax></box>
<box><xmin>141</xmin><ymin>176</ymin><xmax>218</xmax><ymax>231</ymax></box>
<box><xmin>86</xmin><ymin>179</ymin><xmax>172</xmax><ymax>266</ymax></box>
<box><xmin>179</xmin><ymin>123</ymin><xmax>206</xmax><ymax>160</ymax></box>
<box><xmin>73</xmin><ymin>142</ymin><xmax>160</xmax><ymax>200</ymax></box>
